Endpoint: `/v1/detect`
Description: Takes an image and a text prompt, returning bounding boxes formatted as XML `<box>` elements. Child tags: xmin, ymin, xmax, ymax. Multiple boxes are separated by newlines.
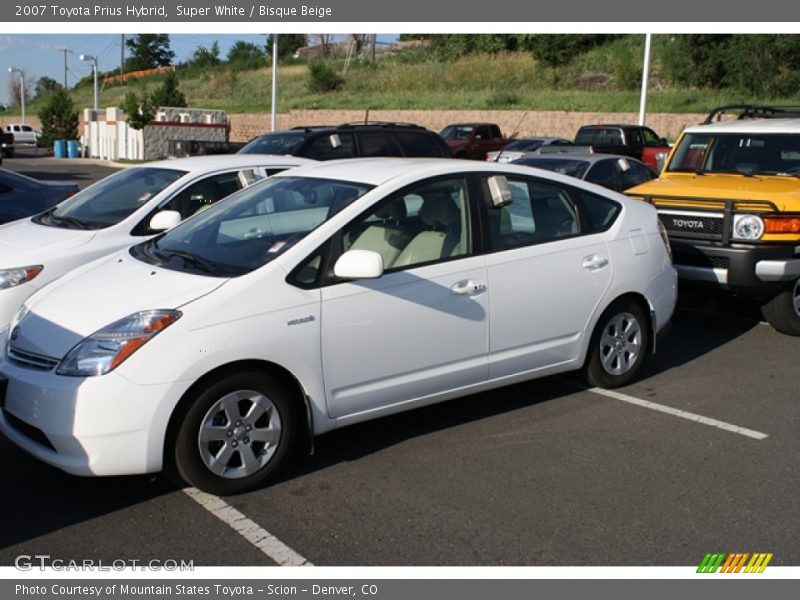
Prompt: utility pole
<box><xmin>271</xmin><ymin>34</ymin><xmax>278</xmax><ymax>132</ymax></box>
<box><xmin>58</xmin><ymin>47</ymin><xmax>69</xmax><ymax>89</ymax></box>
<box><xmin>120</xmin><ymin>34</ymin><xmax>125</xmax><ymax>84</ymax></box>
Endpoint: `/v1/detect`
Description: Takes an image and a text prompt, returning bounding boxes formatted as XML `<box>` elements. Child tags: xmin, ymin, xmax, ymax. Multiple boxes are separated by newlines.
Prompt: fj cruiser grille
<box><xmin>658</xmin><ymin>211</ymin><xmax>724</xmax><ymax>240</ymax></box>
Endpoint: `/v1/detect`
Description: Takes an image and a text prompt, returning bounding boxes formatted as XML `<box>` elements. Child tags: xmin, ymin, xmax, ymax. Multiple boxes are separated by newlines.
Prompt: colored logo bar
<box><xmin>697</xmin><ymin>552</ymin><xmax>773</xmax><ymax>573</ymax></box>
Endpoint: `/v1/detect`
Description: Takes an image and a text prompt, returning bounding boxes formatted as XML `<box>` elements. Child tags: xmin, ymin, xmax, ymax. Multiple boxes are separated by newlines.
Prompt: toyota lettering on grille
<box><xmin>672</xmin><ymin>218</ymin><xmax>705</xmax><ymax>230</ymax></box>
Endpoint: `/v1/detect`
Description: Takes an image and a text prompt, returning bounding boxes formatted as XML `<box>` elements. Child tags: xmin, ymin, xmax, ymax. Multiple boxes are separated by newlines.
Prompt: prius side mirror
<box><xmin>149</xmin><ymin>210</ymin><xmax>182</xmax><ymax>232</ymax></box>
<box><xmin>334</xmin><ymin>249</ymin><xmax>384</xmax><ymax>280</ymax></box>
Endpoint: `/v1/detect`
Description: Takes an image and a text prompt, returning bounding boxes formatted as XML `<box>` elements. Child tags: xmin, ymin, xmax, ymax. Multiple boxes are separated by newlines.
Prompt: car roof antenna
<box><xmin>495</xmin><ymin>112</ymin><xmax>527</xmax><ymax>163</ymax></box>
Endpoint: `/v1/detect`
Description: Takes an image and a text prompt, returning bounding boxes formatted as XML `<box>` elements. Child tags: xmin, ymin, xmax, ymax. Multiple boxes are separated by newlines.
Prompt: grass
<box><xmin>6</xmin><ymin>48</ymin><xmax>799</xmax><ymax>119</ymax></box>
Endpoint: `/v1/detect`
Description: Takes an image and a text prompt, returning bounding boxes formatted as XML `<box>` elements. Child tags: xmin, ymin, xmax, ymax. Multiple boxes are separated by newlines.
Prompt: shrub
<box><xmin>308</xmin><ymin>60</ymin><xmax>343</xmax><ymax>93</ymax></box>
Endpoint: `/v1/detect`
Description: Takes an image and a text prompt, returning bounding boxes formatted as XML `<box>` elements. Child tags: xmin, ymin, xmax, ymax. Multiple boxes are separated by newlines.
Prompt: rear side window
<box><xmin>483</xmin><ymin>177</ymin><xmax>580</xmax><ymax>249</ymax></box>
<box><xmin>303</xmin><ymin>132</ymin><xmax>356</xmax><ymax>160</ymax></box>
<box><xmin>572</xmin><ymin>188</ymin><xmax>622</xmax><ymax>232</ymax></box>
<box><xmin>395</xmin><ymin>132</ymin><xmax>448</xmax><ymax>157</ymax></box>
<box><xmin>585</xmin><ymin>160</ymin><xmax>619</xmax><ymax>189</ymax></box>
<box><xmin>357</xmin><ymin>131</ymin><xmax>404</xmax><ymax>157</ymax></box>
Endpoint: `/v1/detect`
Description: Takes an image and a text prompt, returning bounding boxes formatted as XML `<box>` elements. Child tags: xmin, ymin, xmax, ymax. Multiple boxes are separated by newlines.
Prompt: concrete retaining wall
<box><xmin>228</xmin><ymin>110</ymin><xmax>707</xmax><ymax>144</ymax></box>
<box><xmin>1</xmin><ymin>110</ymin><xmax>707</xmax><ymax>149</ymax></box>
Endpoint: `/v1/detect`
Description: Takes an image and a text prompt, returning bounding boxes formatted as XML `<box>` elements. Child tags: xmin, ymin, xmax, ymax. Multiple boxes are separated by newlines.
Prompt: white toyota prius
<box><xmin>0</xmin><ymin>158</ymin><xmax>677</xmax><ymax>495</ymax></box>
<box><xmin>0</xmin><ymin>154</ymin><xmax>315</xmax><ymax>335</ymax></box>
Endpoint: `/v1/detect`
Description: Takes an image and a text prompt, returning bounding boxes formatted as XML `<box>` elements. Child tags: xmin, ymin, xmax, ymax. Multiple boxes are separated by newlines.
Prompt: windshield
<box><xmin>514</xmin><ymin>158</ymin><xmax>591</xmax><ymax>178</ymax></box>
<box><xmin>668</xmin><ymin>132</ymin><xmax>800</xmax><ymax>176</ymax></box>
<box><xmin>131</xmin><ymin>176</ymin><xmax>373</xmax><ymax>277</ymax></box>
<box><xmin>32</xmin><ymin>167</ymin><xmax>185</xmax><ymax>230</ymax></box>
<box><xmin>439</xmin><ymin>125</ymin><xmax>474</xmax><ymax>140</ymax></box>
<box><xmin>238</xmin><ymin>132</ymin><xmax>307</xmax><ymax>155</ymax></box>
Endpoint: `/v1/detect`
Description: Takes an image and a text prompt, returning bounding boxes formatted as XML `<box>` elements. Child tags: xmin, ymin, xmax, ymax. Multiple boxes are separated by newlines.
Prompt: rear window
<box><xmin>576</xmin><ymin>127</ymin><xmax>623</xmax><ymax>145</ymax></box>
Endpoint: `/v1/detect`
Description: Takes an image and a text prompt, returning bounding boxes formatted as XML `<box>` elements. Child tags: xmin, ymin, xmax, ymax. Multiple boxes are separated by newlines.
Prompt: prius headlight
<box><xmin>0</xmin><ymin>266</ymin><xmax>43</xmax><ymax>290</ymax></box>
<box><xmin>57</xmin><ymin>310</ymin><xmax>181</xmax><ymax>377</ymax></box>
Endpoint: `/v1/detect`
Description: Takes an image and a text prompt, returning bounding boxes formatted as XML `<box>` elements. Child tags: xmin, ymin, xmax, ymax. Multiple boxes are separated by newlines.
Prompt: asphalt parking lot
<box><xmin>1</xmin><ymin>155</ymin><xmax>798</xmax><ymax>568</ymax></box>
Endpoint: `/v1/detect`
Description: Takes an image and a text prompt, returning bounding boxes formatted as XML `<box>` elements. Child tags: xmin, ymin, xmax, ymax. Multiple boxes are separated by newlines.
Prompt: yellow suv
<box><xmin>626</xmin><ymin>105</ymin><xmax>800</xmax><ymax>335</ymax></box>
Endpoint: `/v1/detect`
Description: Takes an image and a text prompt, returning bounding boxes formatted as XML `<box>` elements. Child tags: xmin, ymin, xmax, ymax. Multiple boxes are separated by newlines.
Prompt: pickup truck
<box><xmin>625</xmin><ymin>104</ymin><xmax>800</xmax><ymax>335</ymax></box>
<box><xmin>573</xmin><ymin>124</ymin><xmax>671</xmax><ymax>171</ymax></box>
<box><xmin>439</xmin><ymin>122</ymin><xmax>507</xmax><ymax>160</ymax></box>
<box><xmin>3</xmin><ymin>123</ymin><xmax>41</xmax><ymax>157</ymax></box>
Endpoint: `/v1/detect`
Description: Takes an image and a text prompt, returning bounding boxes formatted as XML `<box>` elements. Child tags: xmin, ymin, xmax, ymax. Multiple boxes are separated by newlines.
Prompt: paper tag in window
<box><xmin>268</xmin><ymin>241</ymin><xmax>286</xmax><ymax>253</ymax></box>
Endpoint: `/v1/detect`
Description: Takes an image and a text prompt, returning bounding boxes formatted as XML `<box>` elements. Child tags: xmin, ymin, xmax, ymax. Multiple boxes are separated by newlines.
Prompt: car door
<box><xmin>481</xmin><ymin>174</ymin><xmax>614</xmax><ymax>379</ymax></box>
<box><xmin>320</xmin><ymin>175</ymin><xmax>489</xmax><ymax>419</ymax></box>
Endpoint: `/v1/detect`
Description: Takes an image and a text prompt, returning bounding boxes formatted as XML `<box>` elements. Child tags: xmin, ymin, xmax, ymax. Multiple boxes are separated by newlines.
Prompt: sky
<box><xmin>0</xmin><ymin>33</ymin><xmax>398</xmax><ymax>106</ymax></box>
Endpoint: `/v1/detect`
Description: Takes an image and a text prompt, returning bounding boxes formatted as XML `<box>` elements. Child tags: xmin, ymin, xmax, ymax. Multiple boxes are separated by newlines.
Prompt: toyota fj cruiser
<box><xmin>626</xmin><ymin>105</ymin><xmax>800</xmax><ymax>334</ymax></box>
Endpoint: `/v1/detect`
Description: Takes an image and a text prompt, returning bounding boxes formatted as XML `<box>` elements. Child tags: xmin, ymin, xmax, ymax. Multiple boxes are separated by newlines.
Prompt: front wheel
<box><xmin>761</xmin><ymin>277</ymin><xmax>800</xmax><ymax>336</ymax></box>
<box><xmin>584</xmin><ymin>300</ymin><xmax>649</xmax><ymax>389</ymax></box>
<box><xmin>170</xmin><ymin>371</ymin><xmax>297</xmax><ymax>495</ymax></box>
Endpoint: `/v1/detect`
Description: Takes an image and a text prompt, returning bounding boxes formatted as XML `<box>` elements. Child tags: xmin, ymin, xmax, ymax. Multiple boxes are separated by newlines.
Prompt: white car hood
<box><xmin>10</xmin><ymin>251</ymin><xmax>227</xmax><ymax>359</ymax></box>
<box><xmin>0</xmin><ymin>219</ymin><xmax>96</xmax><ymax>267</ymax></box>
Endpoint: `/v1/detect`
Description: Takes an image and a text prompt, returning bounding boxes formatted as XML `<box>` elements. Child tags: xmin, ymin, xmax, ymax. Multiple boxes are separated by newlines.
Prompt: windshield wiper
<box><xmin>153</xmin><ymin>249</ymin><xmax>220</xmax><ymax>274</ymax></box>
<box><xmin>49</xmin><ymin>214</ymin><xmax>92</xmax><ymax>229</ymax></box>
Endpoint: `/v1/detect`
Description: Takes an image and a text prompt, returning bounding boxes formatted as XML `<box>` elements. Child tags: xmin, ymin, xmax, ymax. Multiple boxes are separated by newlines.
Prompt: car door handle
<box><xmin>451</xmin><ymin>280</ymin><xmax>487</xmax><ymax>296</ymax></box>
<box><xmin>581</xmin><ymin>254</ymin><xmax>609</xmax><ymax>271</ymax></box>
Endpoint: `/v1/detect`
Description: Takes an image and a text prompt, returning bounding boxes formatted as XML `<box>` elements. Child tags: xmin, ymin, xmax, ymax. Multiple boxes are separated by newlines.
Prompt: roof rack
<box><xmin>336</xmin><ymin>121</ymin><xmax>425</xmax><ymax>129</ymax></box>
<box><xmin>703</xmin><ymin>104</ymin><xmax>800</xmax><ymax>124</ymax></box>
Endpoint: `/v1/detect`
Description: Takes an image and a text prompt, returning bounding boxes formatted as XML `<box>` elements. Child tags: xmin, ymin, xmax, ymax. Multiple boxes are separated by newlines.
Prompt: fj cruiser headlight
<box><xmin>0</xmin><ymin>266</ymin><xmax>43</xmax><ymax>290</ymax></box>
<box><xmin>732</xmin><ymin>214</ymin><xmax>765</xmax><ymax>241</ymax></box>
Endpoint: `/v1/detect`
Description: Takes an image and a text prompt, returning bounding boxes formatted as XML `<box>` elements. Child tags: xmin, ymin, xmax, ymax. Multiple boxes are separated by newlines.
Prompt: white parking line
<box><xmin>183</xmin><ymin>487</ymin><xmax>313</xmax><ymax>566</ymax></box>
<box><xmin>586</xmin><ymin>386</ymin><xmax>769</xmax><ymax>441</ymax></box>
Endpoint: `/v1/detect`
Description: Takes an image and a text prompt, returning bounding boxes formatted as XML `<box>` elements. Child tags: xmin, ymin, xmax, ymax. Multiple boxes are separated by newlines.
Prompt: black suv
<box><xmin>238</xmin><ymin>122</ymin><xmax>452</xmax><ymax>160</ymax></box>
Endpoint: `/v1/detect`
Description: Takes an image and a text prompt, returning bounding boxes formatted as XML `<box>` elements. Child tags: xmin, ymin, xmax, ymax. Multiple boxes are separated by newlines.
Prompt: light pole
<box><xmin>79</xmin><ymin>54</ymin><xmax>99</xmax><ymax>111</ymax></box>
<box><xmin>7</xmin><ymin>67</ymin><xmax>25</xmax><ymax>124</ymax></box>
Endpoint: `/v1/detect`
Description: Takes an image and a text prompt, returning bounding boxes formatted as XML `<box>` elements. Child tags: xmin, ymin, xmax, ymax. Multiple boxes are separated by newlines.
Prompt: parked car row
<box><xmin>3</xmin><ymin>103</ymin><xmax>798</xmax><ymax>496</ymax></box>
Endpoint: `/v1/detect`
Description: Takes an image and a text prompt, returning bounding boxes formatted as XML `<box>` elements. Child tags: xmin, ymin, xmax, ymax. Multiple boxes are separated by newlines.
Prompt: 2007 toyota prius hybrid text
<box><xmin>0</xmin><ymin>158</ymin><xmax>677</xmax><ymax>495</ymax></box>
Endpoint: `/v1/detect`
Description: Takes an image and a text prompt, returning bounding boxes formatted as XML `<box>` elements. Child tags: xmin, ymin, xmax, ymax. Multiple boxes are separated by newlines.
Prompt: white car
<box><xmin>0</xmin><ymin>158</ymin><xmax>677</xmax><ymax>495</ymax></box>
<box><xmin>0</xmin><ymin>154</ymin><xmax>315</xmax><ymax>335</ymax></box>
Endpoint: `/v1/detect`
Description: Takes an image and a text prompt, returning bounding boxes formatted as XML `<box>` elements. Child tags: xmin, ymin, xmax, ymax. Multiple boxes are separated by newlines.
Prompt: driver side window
<box><xmin>342</xmin><ymin>177</ymin><xmax>470</xmax><ymax>271</ymax></box>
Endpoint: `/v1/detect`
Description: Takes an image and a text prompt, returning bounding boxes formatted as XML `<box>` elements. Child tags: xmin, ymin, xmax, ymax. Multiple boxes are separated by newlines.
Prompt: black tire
<box><xmin>761</xmin><ymin>278</ymin><xmax>800</xmax><ymax>336</ymax></box>
<box><xmin>584</xmin><ymin>299</ymin><xmax>649</xmax><ymax>389</ymax></box>
<box><xmin>170</xmin><ymin>371</ymin><xmax>297</xmax><ymax>495</ymax></box>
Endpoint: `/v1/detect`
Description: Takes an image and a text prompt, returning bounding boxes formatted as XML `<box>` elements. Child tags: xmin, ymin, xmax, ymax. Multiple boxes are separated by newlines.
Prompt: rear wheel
<box><xmin>171</xmin><ymin>371</ymin><xmax>297</xmax><ymax>495</ymax></box>
<box><xmin>761</xmin><ymin>277</ymin><xmax>800</xmax><ymax>336</ymax></box>
<box><xmin>585</xmin><ymin>300</ymin><xmax>649</xmax><ymax>388</ymax></box>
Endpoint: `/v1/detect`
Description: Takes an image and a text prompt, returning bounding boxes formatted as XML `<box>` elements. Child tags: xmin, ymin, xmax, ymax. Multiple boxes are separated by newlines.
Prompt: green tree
<box><xmin>266</xmin><ymin>34</ymin><xmax>307</xmax><ymax>59</ymax></box>
<box><xmin>227</xmin><ymin>41</ymin><xmax>266</xmax><ymax>69</ymax></box>
<box><xmin>120</xmin><ymin>91</ymin><xmax>155</xmax><ymax>130</ymax></box>
<box><xmin>35</xmin><ymin>76</ymin><xmax>62</xmax><ymax>99</ymax></box>
<box><xmin>660</xmin><ymin>34</ymin><xmax>732</xmax><ymax>89</ymax></box>
<box><xmin>189</xmin><ymin>41</ymin><xmax>221</xmax><ymax>68</ymax></box>
<box><xmin>724</xmin><ymin>35</ymin><xmax>800</xmax><ymax>95</ymax></box>
<box><xmin>38</xmin><ymin>88</ymin><xmax>78</xmax><ymax>147</ymax></box>
<box><xmin>525</xmin><ymin>34</ymin><xmax>620</xmax><ymax>67</ymax></box>
<box><xmin>150</xmin><ymin>71</ymin><xmax>187</xmax><ymax>107</ymax></box>
<box><xmin>125</xmin><ymin>34</ymin><xmax>175</xmax><ymax>71</ymax></box>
